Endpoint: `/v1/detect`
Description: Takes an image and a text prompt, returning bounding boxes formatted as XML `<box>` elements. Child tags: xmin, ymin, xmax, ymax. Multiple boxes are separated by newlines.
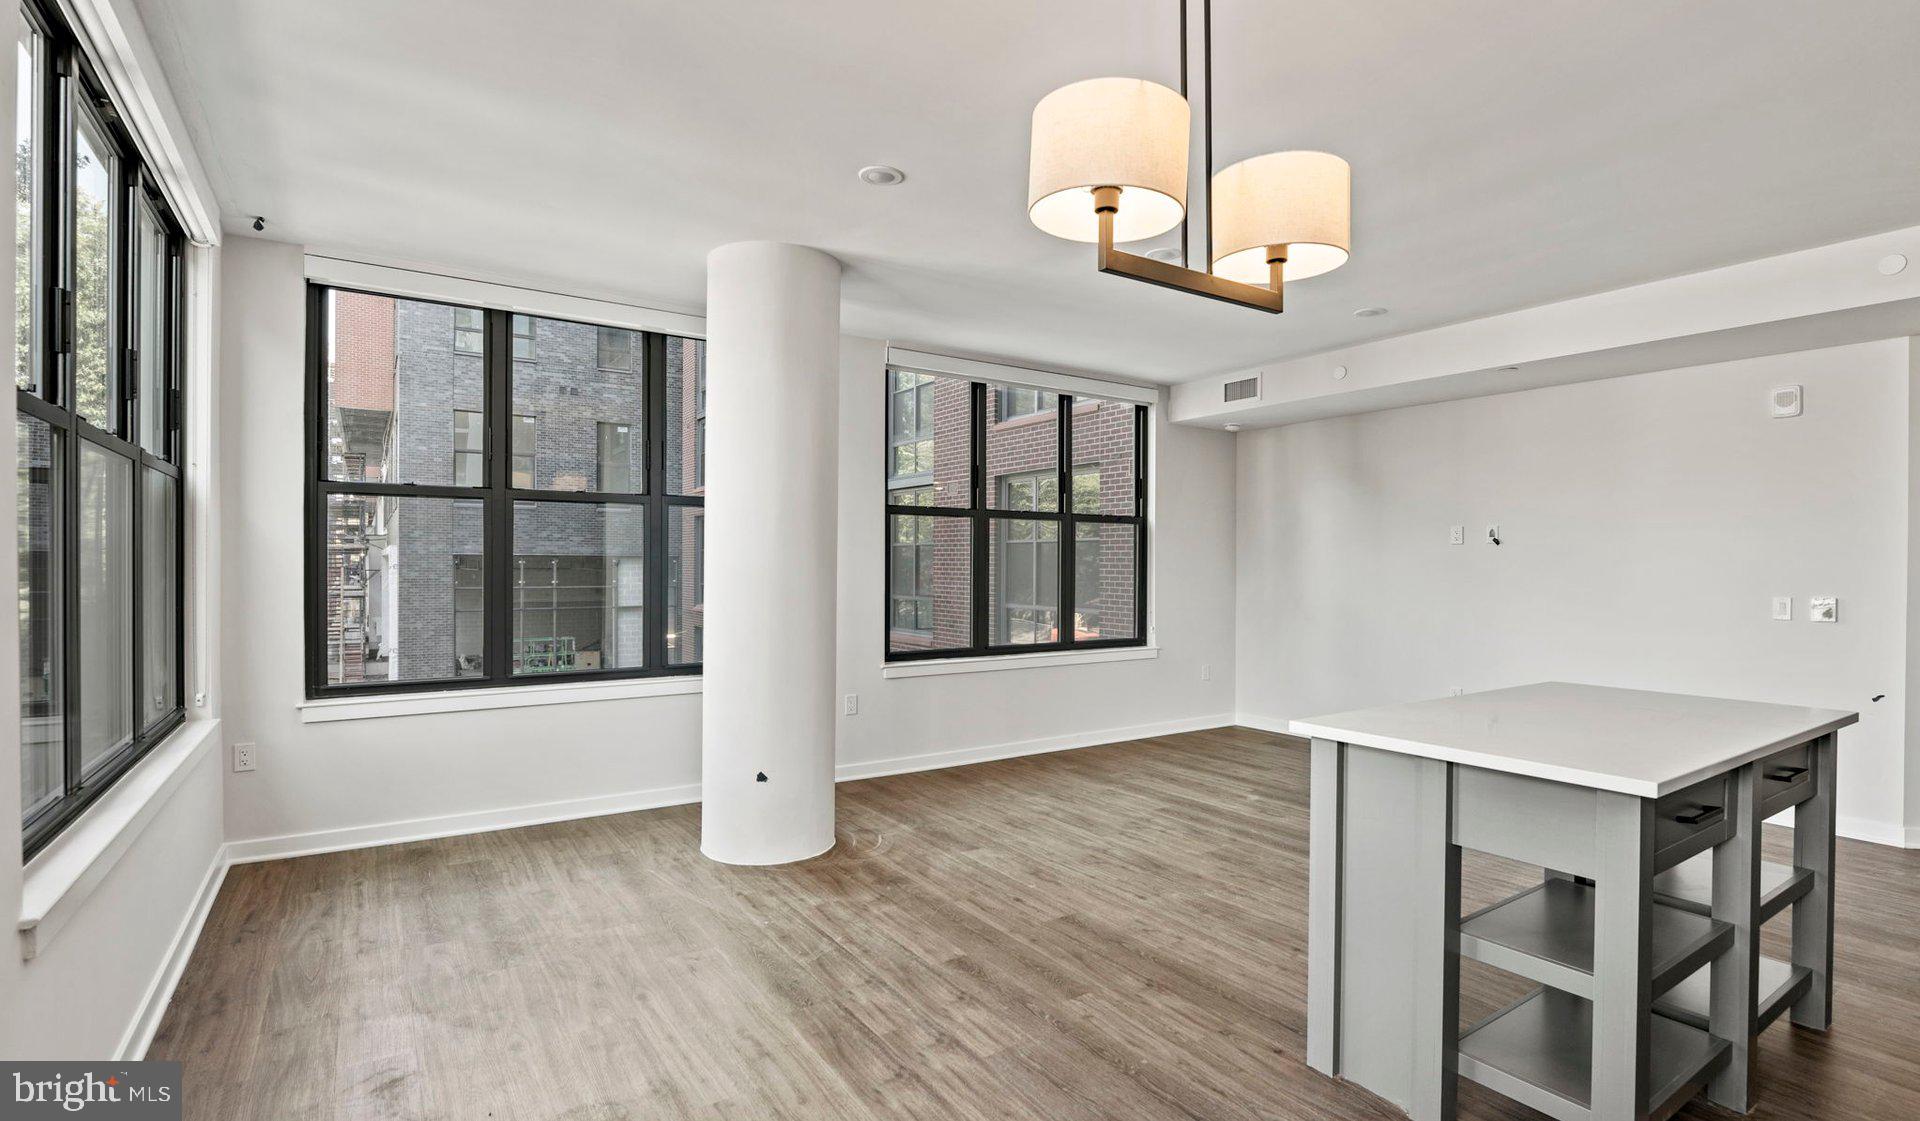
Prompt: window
<box><xmin>16</xmin><ymin>0</ymin><xmax>187</xmax><ymax>858</ymax></box>
<box><xmin>309</xmin><ymin>288</ymin><xmax>705</xmax><ymax>694</ymax></box>
<box><xmin>596</xmin><ymin>326</ymin><xmax>632</xmax><ymax>371</ymax></box>
<box><xmin>453</xmin><ymin>409</ymin><xmax>483</xmax><ymax>486</ymax></box>
<box><xmin>884</xmin><ymin>372</ymin><xmax>1146</xmax><ymax>659</ymax></box>
<box><xmin>452</xmin><ymin>307</ymin><xmax>483</xmax><ymax>354</ymax></box>
<box><xmin>596</xmin><ymin>421</ymin><xmax>633</xmax><ymax>492</ymax></box>
<box><xmin>996</xmin><ymin>385</ymin><xmax>1056</xmax><ymax>422</ymax></box>
<box><xmin>510</xmin><ymin>413</ymin><xmax>535</xmax><ymax>488</ymax></box>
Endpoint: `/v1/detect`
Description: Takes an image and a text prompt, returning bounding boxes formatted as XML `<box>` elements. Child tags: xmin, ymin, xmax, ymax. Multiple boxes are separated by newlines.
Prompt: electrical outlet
<box><xmin>232</xmin><ymin>742</ymin><xmax>256</xmax><ymax>772</ymax></box>
<box><xmin>1449</xmin><ymin>525</ymin><xmax>1465</xmax><ymax>545</ymax></box>
<box><xmin>1772</xmin><ymin>596</ymin><xmax>1792</xmax><ymax>621</ymax></box>
<box><xmin>1450</xmin><ymin>687</ymin><xmax>1465</xmax><ymax>697</ymax></box>
<box><xmin>1809</xmin><ymin>597</ymin><xmax>1837</xmax><ymax>623</ymax></box>
<box><xmin>1200</xmin><ymin>663</ymin><xmax>1212</xmax><ymax>682</ymax></box>
<box><xmin>1486</xmin><ymin>524</ymin><xmax>1501</xmax><ymax>545</ymax></box>
<box><xmin>842</xmin><ymin>693</ymin><xmax>859</xmax><ymax>716</ymax></box>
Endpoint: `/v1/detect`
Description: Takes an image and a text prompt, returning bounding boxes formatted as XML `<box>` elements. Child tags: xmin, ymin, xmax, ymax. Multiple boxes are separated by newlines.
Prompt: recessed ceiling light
<box><xmin>1146</xmin><ymin>247</ymin><xmax>1182</xmax><ymax>263</ymax></box>
<box><xmin>858</xmin><ymin>165</ymin><xmax>906</xmax><ymax>186</ymax></box>
<box><xmin>1353</xmin><ymin>306</ymin><xmax>1388</xmax><ymax>318</ymax></box>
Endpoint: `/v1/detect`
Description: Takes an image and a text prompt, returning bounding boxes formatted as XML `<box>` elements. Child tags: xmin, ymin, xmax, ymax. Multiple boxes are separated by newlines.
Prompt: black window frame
<box><xmin>883</xmin><ymin>371</ymin><xmax>1148</xmax><ymax>662</ymax></box>
<box><xmin>18</xmin><ymin>0</ymin><xmax>189</xmax><ymax>860</ymax></box>
<box><xmin>305</xmin><ymin>285</ymin><xmax>703</xmax><ymax>697</ymax></box>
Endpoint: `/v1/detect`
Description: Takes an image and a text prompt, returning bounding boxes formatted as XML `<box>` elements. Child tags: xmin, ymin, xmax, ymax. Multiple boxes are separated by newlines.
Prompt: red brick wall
<box><xmin>330</xmin><ymin>291</ymin><xmax>394</xmax><ymax>411</ymax></box>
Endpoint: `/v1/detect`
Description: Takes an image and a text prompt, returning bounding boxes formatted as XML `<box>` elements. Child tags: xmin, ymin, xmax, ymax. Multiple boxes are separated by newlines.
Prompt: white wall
<box><xmin>218</xmin><ymin>238</ymin><xmax>1238</xmax><ymax>853</ymax></box>
<box><xmin>833</xmin><ymin>339</ymin><xmax>1238</xmax><ymax>775</ymax></box>
<box><xmin>2</xmin><ymin>1</ymin><xmax>227</xmax><ymax>1056</ymax></box>
<box><xmin>1236</xmin><ymin>340</ymin><xmax>1911</xmax><ymax>844</ymax></box>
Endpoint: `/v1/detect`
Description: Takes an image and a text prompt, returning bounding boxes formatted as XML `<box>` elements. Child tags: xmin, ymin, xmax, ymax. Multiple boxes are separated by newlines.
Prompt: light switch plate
<box><xmin>1449</xmin><ymin>525</ymin><xmax>1465</xmax><ymax>545</ymax></box>
<box><xmin>1809</xmin><ymin>596</ymin><xmax>1837</xmax><ymax>623</ymax></box>
<box><xmin>1771</xmin><ymin>597</ymin><xmax>1792</xmax><ymax>621</ymax></box>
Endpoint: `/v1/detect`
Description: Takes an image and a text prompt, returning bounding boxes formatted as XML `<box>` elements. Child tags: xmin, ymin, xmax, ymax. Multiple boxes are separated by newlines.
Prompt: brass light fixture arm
<box><xmin>1094</xmin><ymin>186</ymin><xmax>1287</xmax><ymax>313</ymax></box>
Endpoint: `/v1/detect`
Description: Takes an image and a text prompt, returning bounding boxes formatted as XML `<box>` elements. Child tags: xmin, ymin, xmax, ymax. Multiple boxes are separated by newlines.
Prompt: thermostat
<box><xmin>1770</xmin><ymin>385</ymin><xmax>1803</xmax><ymax>418</ymax></box>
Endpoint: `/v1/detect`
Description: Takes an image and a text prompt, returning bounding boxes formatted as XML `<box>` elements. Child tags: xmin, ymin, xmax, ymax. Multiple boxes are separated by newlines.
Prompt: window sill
<box><xmin>297</xmin><ymin>674</ymin><xmax>702</xmax><ymax>724</ymax></box>
<box><xmin>881</xmin><ymin>645</ymin><xmax>1158</xmax><ymax>679</ymax></box>
<box><xmin>19</xmin><ymin>718</ymin><xmax>221</xmax><ymax>961</ymax></box>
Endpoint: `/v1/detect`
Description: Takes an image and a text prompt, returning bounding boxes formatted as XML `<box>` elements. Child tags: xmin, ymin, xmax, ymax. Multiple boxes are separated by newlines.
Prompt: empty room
<box><xmin>4</xmin><ymin>1</ymin><xmax>1920</xmax><ymax>1119</ymax></box>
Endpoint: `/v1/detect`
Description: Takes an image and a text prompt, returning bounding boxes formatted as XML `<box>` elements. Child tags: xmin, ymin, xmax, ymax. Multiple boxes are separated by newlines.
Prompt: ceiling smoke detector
<box><xmin>1146</xmin><ymin>247</ymin><xmax>1183</xmax><ymax>263</ymax></box>
<box><xmin>858</xmin><ymin>165</ymin><xmax>906</xmax><ymax>186</ymax></box>
<box><xmin>1224</xmin><ymin>423</ymin><xmax>1242</xmax><ymax>432</ymax></box>
<box><xmin>1353</xmin><ymin>306</ymin><xmax>1388</xmax><ymax>318</ymax></box>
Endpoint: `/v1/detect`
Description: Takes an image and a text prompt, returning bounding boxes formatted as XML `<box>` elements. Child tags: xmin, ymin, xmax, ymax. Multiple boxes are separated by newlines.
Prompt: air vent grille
<box><xmin>1223</xmin><ymin>376</ymin><xmax>1260</xmax><ymax>403</ymax></box>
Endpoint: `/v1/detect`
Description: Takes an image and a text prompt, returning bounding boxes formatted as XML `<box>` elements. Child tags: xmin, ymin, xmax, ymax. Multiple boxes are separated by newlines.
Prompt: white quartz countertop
<box><xmin>1289</xmin><ymin>682</ymin><xmax>1857</xmax><ymax>797</ymax></box>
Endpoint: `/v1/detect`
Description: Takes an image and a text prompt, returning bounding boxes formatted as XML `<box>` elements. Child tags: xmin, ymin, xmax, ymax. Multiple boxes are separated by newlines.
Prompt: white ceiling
<box><xmin>136</xmin><ymin>0</ymin><xmax>1920</xmax><ymax>384</ymax></box>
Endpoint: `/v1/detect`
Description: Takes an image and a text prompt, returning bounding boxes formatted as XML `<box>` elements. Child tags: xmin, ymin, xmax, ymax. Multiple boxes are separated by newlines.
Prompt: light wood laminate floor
<box><xmin>151</xmin><ymin>727</ymin><xmax>1920</xmax><ymax>1120</ymax></box>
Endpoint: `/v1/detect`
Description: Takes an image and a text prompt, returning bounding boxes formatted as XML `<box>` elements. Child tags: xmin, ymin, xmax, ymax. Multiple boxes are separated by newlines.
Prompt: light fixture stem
<box><xmin>1202</xmin><ymin>0</ymin><xmax>1213</xmax><ymax>272</ymax></box>
<box><xmin>1178</xmin><ymin>0</ymin><xmax>1189</xmax><ymax>270</ymax></box>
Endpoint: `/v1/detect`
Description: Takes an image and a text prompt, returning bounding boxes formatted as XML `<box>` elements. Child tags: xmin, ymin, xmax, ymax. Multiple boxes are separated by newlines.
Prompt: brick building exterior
<box><xmin>324</xmin><ymin>293</ymin><xmax>704</xmax><ymax>684</ymax></box>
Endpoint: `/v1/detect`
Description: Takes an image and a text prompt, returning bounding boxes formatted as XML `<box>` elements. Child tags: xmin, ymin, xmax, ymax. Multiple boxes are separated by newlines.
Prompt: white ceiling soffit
<box><xmin>131</xmin><ymin>0</ymin><xmax>1920</xmax><ymax>382</ymax></box>
<box><xmin>1172</xmin><ymin>227</ymin><xmax>1920</xmax><ymax>429</ymax></box>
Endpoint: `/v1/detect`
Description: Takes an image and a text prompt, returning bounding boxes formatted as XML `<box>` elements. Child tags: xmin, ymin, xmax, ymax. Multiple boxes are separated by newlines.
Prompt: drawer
<box><xmin>1653</xmin><ymin>773</ymin><xmax>1733</xmax><ymax>871</ymax></box>
<box><xmin>1757</xmin><ymin>742</ymin><xmax>1814</xmax><ymax>816</ymax></box>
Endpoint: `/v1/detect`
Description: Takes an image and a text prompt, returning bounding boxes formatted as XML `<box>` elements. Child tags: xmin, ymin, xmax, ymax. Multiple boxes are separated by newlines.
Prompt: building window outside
<box><xmin>597</xmin><ymin>421</ymin><xmax>634</xmax><ymax>492</ymax></box>
<box><xmin>311</xmin><ymin>289</ymin><xmax>705</xmax><ymax>697</ymax></box>
<box><xmin>512</xmin><ymin>314</ymin><xmax>535</xmax><ymax>361</ymax></box>
<box><xmin>996</xmin><ymin>385</ymin><xmax>1056</xmax><ymax>422</ymax></box>
<box><xmin>884</xmin><ymin>370</ymin><xmax>1145</xmax><ymax>660</ymax></box>
<box><xmin>453</xmin><ymin>409</ymin><xmax>483</xmax><ymax>486</ymax></box>
<box><xmin>16</xmin><ymin>0</ymin><xmax>188</xmax><ymax>858</ymax></box>
<box><xmin>596</xmin><ymin>326</ymin><xmax>633</xmax><ymax>371</ymax></box>
<box><xmin>452</xmin><ymin>307</ymin><xmax>483</xmax><ymax>354</ymax></box>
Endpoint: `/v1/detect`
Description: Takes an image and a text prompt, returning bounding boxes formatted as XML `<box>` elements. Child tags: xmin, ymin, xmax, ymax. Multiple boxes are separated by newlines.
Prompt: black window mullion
<box><xmin>303</xmin><ymin>283</ymin><xmax>326</xmax><ymax>697</ymax></box>
<box><xmin>483</xmin><ymin>310</ymin><xmax>513</xmax><ymax>684</ymax></box>
<box><xmin>969</xmin><ymin>380</ymin><xmax>987</xmax><ymax>656</ymax></box>
<box><xmin>1058</xmin><ymin>393</ymin><xmax>1074</xmax><ymax>649</ymax></box>
<box><xmin>1135</xmin><ymin>403</ymin><xmax>1149</xmax><ymax>642</ymax></box>
<box><xmin>643</xmin><ymin>332</ymin><xmax>669</xmax><ymax>671</ymax></box>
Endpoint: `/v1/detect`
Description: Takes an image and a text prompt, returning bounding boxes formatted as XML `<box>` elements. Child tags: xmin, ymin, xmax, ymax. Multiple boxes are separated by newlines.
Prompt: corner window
<box><xmin>16</xmin><ymin>0</ymin><xmax>187</xmax><ymax>858</ymax></box>
<box><xmin>884</xmin><ymin>370</ymin><xmax>1145</xmax><ymax>660</ymax></box>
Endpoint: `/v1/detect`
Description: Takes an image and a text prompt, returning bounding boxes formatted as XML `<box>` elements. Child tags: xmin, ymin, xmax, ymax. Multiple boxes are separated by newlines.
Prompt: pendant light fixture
<box><xmin>1026</xmin><ymin>0</ymin><xmax>1350</xmax><ymax>314</ymax></box>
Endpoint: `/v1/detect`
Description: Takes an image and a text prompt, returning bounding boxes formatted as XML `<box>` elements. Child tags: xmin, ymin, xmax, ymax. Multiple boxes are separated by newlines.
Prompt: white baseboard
<box><xmin>1233</xmin><ymin>712</ymin><xmax>1298</xmax><ymax>738</ymax></box>
<box><xmin>222</xmin><ymin>713</ymin><xmax>1238</xmax><ymax>866</ymax></box>
<box><xmin>118</xmin><ymin>844</ymin><xmax>230</xmax><ymax>1060</ymax></box>
<box><xmin>1834</xmin><ymin>815</ymin><xmax>1914</xmax><ymax>849</ymax></box>
<box><xmin>834</xmin><ymin>713</ymin><xmax>1237</xmax><ymax>782</ymax></box>
<box><xmin>224</xmin><ymin>783</ymin><xmax>706</xmax><ymax>865</ymax></box>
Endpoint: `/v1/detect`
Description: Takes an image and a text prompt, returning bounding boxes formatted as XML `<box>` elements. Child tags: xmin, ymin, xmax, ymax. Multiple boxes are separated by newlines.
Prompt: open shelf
<box><xmin>1459</xmin><ymin>880</ymin><xmax>1731</xmax><ymax>1000</ymax></box>
<box><xmin>1652</xmin><ymin>855</ymin><xmax>1811</xmax><ymax>922</ymax></box>
<box><xmin>1653</xmin><ymin>954</ymin><xmax>1811</xmax><ymax>1034</ymax></box>
<box><xmin>1458</xmin><ymin>988</ymin><xmax>1730</xmax><ymax>1121</ymax></box>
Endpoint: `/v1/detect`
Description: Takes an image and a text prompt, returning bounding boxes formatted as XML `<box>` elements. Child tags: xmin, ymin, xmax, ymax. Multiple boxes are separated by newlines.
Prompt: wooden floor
<box><xmin>151</xmin><ymin>727</ymin><xmax>1920</xmax><ymax>1121</ymax></box>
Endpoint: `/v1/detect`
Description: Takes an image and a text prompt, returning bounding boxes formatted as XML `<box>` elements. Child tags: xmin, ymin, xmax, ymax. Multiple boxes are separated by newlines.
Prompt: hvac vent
<box><xmin>1223</xmin><ymin>376</ymin><xmax>1260</xmax><ymax>403</ymax></box>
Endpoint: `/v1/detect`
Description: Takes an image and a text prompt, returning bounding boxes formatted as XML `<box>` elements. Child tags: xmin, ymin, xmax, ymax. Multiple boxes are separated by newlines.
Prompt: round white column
<box><xmin>700</xmin><ymin>242</ymin><xmax>842</xmax><ymax>865</ymax></box>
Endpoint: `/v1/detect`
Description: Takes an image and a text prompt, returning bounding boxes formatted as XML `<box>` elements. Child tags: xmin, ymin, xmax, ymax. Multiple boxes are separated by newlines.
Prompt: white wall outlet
<box><xmin>232</xmin><ymin>742</ymin><xmax>256</xmax><ymax>772</ymax></box>
<box><xmin>1809</xmin><ymin>597</ymin><xmax>1837</xmax><ymax>623</ymax></box>
<box><xmin>842</xmin><ymin>693</ymin><xmax>859</xmax><ymax>716</ymax></box>
<box><xmin>1771</xmin><ymin>596</ymin><xmax>1793</xmax><ymax>621</ymax></box>
<box><xmin>1449</xmin><ymin>525</ymin><xmax>1465</xmax><ymax>545</ymax></box>
<box><xmin>1200</xmin><ymin>663</ymin><xmax>1212</xmax><ymax>681</ymax></box>
<box><xmin>1450</xmin><ymin>687</ymin><xmax>1465</xmax><ymax>697</ymax></box>
<box><xmin>1771</xmin><ymin>385</ymin><xmax>1803</xmax><ymax>418</ymax></box>
<box><xmin>1486</xmin><ymin>524</ymin><xmax>1501</xmax><ymax>545</ymax></box>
